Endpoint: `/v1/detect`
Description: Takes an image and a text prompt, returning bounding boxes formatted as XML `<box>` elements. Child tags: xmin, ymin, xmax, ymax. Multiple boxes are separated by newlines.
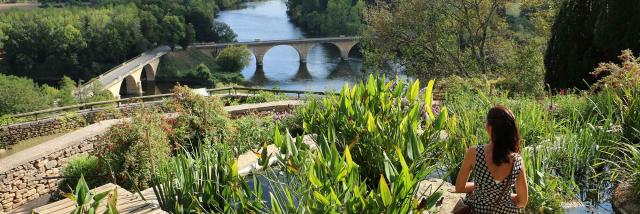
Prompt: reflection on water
<box><xmin>220</xmin><ymin>0</ymin><xmax>368</xmax><ymax>92</ymax></box>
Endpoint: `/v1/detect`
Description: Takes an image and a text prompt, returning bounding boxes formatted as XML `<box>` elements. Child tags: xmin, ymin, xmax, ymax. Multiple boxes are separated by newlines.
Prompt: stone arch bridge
<box><xmin>82</xmin><ymin>37</ymin><xmax>359</xmax><ymax>98</ymax></box>
<box><xmin>193</xmin><ymin>36</ymin><xmax>360</xmax><ymax>65</ymax></box>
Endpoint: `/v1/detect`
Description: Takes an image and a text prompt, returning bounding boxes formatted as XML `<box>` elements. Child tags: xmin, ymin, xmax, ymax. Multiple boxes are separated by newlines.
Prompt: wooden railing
<box><xmin>3</xmin><ymin>87</ymin><xmax>332</xmax><ymax>123</ymax></box>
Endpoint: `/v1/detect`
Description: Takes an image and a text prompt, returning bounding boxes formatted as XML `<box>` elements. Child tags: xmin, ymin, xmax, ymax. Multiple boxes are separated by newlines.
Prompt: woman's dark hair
<box><xmin>486</xmin><ymin>106</ymin><xmax>521</xmax><ymax>166</ymax></box>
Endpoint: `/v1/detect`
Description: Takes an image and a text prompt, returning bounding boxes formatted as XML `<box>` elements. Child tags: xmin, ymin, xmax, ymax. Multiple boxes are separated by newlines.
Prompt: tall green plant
<box><xmin>152</xmin><ymin>145</ymin><xmax>265</xmax><ymax>213</ymax></box>
<box><xmin>63</xmin><ymin>175</ymin><xmax>119</xmax><ymax>214</ymax></box>
<box><xmin>263</xmin><ymin>128</ymin><xmax>443</xmax><ymax>213</ymax></box>
<box><xmin>299</xmin><ymin>75</ymin><xmax>448</xmax><ymax>182</ymax></box>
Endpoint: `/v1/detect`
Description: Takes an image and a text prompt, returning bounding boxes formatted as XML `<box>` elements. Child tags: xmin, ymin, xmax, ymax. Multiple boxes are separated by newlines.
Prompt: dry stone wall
<box><xmin>0</xmin><ymin>117</ymin><xmax>85</xmax><ymax>147</ymax></box>
<box><xmin>0</xmin><ymin>136</ymin><xmax>99</xmax><ymax>213</ymax></box>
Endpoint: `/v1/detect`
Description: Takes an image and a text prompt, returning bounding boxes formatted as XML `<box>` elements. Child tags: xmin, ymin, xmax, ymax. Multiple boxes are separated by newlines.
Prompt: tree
<box><xmin>212</xmin><ymin>21</ymin><xmax>237</xmax><ymax>43</ymax></box>
<box><xmin>544</xmin><ymin>0</ymin><xmax>640</xmax><ymax>90</ymax></box>
<box><xmin>216</xmin><ymin>46</ymin><xmax>252</xmax><ymax>72</ymax></box>
<box><xmin>180</xmin><ymin>23</ymin><xmax>196</xmax><ymax>49</ymax></box>
<box><xmin>194</xmin><ymin>63</ymin><xmax>215</xmax><ymax>86</ymax></box>
<box><xmin>57</xmin><ymin>76</ymin><xmax>78</xmax><ymax>106</ymax></box>
<box><xmin>287</xmin><ymin>0</ymin><xmax>365</xmax><ymax>36</ymax></box>
<box><xmin>0</xmin><ymin>74</ymin><xmax>52</xmax><ymax>115</ymax></box>
<box><xmin>161</xmin><ymin>15</ymin><xmax>187</xmax><ymax>50</ymax></box>
<box><xmin>362</xmin><ymin>0</ymin><xmax>514</xmax><ymax>78</ymax></box>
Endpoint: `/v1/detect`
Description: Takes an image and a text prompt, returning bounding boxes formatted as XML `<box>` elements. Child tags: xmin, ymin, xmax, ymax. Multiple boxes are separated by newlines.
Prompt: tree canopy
<box><xmin>545</xmin><ymin>0</ymin><xmax>640</xmax><ymax>90</ymax></box>
<box><xmin>286</xmin><ymin>0</ymin><xmax>365</xmax><ymax>36</ymax></box>
<box><xmin>0</xmin><ymin>0</ymin><xmax>238</xmax><ymax>82</ymax></box>
<box><xmin>361</xmin><ymin>0</ymin><xmax>560</xmax><ymax>95</ymax></box>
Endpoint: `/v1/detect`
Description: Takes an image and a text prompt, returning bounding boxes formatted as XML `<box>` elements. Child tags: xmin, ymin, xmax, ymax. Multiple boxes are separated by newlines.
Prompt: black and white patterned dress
<box><xmin>464</xmin><ymin>145</ymin><xmax>522</xmax><ymax>214</ymax></box>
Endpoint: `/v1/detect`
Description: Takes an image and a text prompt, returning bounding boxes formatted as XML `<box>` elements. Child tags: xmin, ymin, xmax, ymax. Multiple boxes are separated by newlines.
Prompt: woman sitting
<box><xmin>454</xmin><ymin>106</ymin><xmax>528</xmax><ymax>213</ymax></box>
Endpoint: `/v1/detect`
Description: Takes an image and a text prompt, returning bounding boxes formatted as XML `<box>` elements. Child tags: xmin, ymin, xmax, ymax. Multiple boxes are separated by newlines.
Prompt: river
<box><xmin>216</xmin><ymin>0</ymin><xmax>365</xmax><ymax>92</ymax></box>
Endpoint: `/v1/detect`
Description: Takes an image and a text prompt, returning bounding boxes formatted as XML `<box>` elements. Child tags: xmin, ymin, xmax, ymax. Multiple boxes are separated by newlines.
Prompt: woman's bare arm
<box><xmin>455</xmin><ymin>147</ymin><xmax>476</xmax><ymax>193</ymax></box>
<box><xmin>512</xmin><ymin>163</ymin><xmax>528</xmax><ymax>208</ymax></box>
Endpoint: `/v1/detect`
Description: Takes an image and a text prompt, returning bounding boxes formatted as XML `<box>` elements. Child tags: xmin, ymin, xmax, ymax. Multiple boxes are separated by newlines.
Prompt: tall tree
<box><xmin>545</xmin><ymin>0</ymin><xmax>640</xmax><ymax>90</ymax></box>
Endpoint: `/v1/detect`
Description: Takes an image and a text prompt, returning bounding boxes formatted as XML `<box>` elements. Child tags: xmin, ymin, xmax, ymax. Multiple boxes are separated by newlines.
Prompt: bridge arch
<box><xmin>141</xmin><ymin>64</ymin><xmax>155</xmax><ymax>81</ymax></box>
<box><xmin>329</xmin><ymin>41</ymin><xmax>359</xmax><ymax>61</ymax></box>
<box><xmin>119</xmin><ymin>75</ymin><xmax>140</xmax><ymax>96</ymax></box>
<box><xmin>308</xmin><ymin>42</ymin><xmax>342</xmax><ymax>60</ymax></box>
<box><xmin>347</xmin><ymin>43</ymin><xmax>363</xmax><ymax>59</ymax></box>
<box><xmin>262</xmin><ymin>45</ymin><xmax>303</xmax><ymax>66</ymax></box>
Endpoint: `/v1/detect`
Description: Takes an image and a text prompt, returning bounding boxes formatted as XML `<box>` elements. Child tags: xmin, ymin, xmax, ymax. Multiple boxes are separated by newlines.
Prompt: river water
<box><xmin>216</xmin><ymin>0</ymin><xmax>365</xmax><ymax>92</ymax></box>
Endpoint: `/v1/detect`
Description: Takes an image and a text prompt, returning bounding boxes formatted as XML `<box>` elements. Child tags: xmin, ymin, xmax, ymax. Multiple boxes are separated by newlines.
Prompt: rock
<box><xmin>36</xmin><ymin>160</ymin><xmax>47</xmax><ymax>169</ymax></box>
<box><xmin>613</xmin><ymin>181</ymin><xmax>640</xmax><ymax>214</ymax></box>
<box><xmin>45</xmin><ymin>160</ymin><xmax>57</xmax><ymax>169</ymax></box>
<box><xmin>415</xmin><ymin>179</ymin><xmax>465</xmax><ymax>213</ymax></box>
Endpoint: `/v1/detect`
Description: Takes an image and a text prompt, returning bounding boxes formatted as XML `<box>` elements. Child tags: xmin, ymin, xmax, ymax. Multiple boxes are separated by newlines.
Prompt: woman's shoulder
<box><xmin>466</xmin><ymin>146</ymin><xmax>479</xmax><ymax>157</ymax></box>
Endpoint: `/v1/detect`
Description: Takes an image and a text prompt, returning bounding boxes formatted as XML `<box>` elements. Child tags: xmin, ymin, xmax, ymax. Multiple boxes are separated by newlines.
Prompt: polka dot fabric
<box><xmin>464</xmin><ymin>145</ymin><xmax>522</xmax><ymax>214</ymax></box>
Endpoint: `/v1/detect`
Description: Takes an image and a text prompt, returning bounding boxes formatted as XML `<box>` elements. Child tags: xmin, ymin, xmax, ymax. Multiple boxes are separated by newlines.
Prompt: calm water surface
<box><xmin>216</xmin><ymin>0</ymin><xmax>365</xmax><ymax>92</ymax></box>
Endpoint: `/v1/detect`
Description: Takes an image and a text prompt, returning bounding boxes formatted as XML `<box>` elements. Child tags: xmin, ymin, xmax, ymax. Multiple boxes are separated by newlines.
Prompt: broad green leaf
<box><xmin>329</xmin><ymin>188</ymin><xmax>342</xmax><ymax>206</ymax></box>
<box><xmin>314</xmin><ymin>191</ymin><xmax>330</xmax><ymax>205</ymax></box>
<box><xmin>231</xmin><ymin>160</ymin><xmax>238</xmax><ymax>177</ymax></box>
<box><xmin>274</xmin><ymin>127</ymin><xmax>282</xmax><ymax>148</ymax></box>
<box><xmin>309</xmin><ymin>168</ymin><xmax>322</xmax><ymax>187</ymax></box>
<box><xmin>367</xmin><ymin>112</ymin><xmax>376</xmax><ymax>132</ymax></box>
<box><xmin>424</xmin><ymin>80</ymin><xmax>435</xmax><ymax>120</ymax></box>
<box><xmin>394</xmin><ymin>147</ymin><xmax>409</xmax><ymax>171</ymax></box>
<box><xmin>393</xmin><ymin>79</ymin><xmax>405</xmax><ymax>97</ymax></box>
<box><xmin>270</xmin><ymin>193</ymin><xmax>283</xmax><ymax>214</ymax></box>
<box><xmin>408</xmin><ymin>79</ymin><xmax>420</xmax><ymax>101</ymax></box>
<box><xmin>336</xmin><ymin>167</ymin><xmax>349</xmax><ymax>181</ymax></box>
<box><xmin>90</xmin><ymin>190</ymin><xmax>110</xmax><ymax>210</ymax></box>
<box><xmin>379</xmin><ymin>175</ymin><xmax>393</xmax><ymax>206</ymax></box>
<box><xmin>383</xmin><ymin>152</ymin><xmax>398</xmax><ymax>180</ymax></box>
<box><xmin>345</xmin><ymin>145</ymin><xmax>355</xmax><ymax>170</ymax></box>
<box><xmin>75</xmin><ymin>175</ymin><xmax>89</xmax><ymax>206</ymax></box>
<box><xmin>367</xmin><ymin>74</ymin><xmax>377</xmax><ymax>96</ymax></box>
<box><xmin>434</xmin><ymin>107</ymin><xmax>448</xmax><ymax>130</ymax></box>
<box><xmin>422</xmin><ymin>190</ymin><xmax>444</xmax><ymax>211</ymax></box>
<box><xmin>104</xmin><ymin>188</ymin><xmax>118</xmax><ymax>214</ymax></box>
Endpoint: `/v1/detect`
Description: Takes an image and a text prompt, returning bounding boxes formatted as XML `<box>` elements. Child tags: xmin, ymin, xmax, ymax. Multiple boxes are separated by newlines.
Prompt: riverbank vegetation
<box><xmin>0</xmin><ymin>0</ymin><xmax>237</xmax><ymax>82</ymax></box>
<box><xmin>286</xmin><ymin>0</ymin><xmax>365</xmax><ymax>36</ymax></box>
<box><xmin>156</xmin><ymin>49</ymin><xmax>244</xmax><ymax>87</ymax></box>
<box><xmin>0</xmin><ymin>74</ymin><xmax>112</xmax><ymax>116</ymax></box>
<box><xmin>217</xmin><ymin>45</ymin><xmax>253</xmax><ymax>73</ymax></box>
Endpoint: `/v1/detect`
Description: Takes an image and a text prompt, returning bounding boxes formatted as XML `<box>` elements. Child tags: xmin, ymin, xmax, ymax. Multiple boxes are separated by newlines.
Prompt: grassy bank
<box><xmin>156</xmin><ymin>48</ymin><xmax>245</xmax><ymax>86</ymax></box>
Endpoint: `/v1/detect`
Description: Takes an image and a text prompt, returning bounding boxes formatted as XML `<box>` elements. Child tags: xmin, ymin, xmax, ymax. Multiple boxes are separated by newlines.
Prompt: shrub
<box><xmin>216</xmin><ymin>45</ymin><xmax>252</xmax><ymax>72</ymax></box>
<box><xmin>167</xmin><ymin>85</ymin><xmax>233</xmax><ymax>151</ymax></box>
<box><xmin>99</xmin><ymin>109</ymin><xmax>171</xmax><ymax>190</ymax></box>
<box><xmin>592</xmin><ymin>50</ymin><xmax>640</xmax><ymax>143</ymax></box>
<box><xmin>244</xmin><ymin>91</ymin><xmax>289</xmax><ymax>104</ymax></box>
<box><xmin>232</xmin><ymin>115</ymin><xmax>275</xmax><ymax>154</ymax></box>
<box><xmin>0</xmin><ymin>74</ymin><xmax>52</xmax><ymax>115</ymax></box>
<box><xmin>59</xmin><ymin>154</ymin><xmax>105</xmax><ymax>193</ymax></box>
<box><xmin>299</xmin><ymin>75</ymin><xmax>448</xmax><ymax>183</ymax></box>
